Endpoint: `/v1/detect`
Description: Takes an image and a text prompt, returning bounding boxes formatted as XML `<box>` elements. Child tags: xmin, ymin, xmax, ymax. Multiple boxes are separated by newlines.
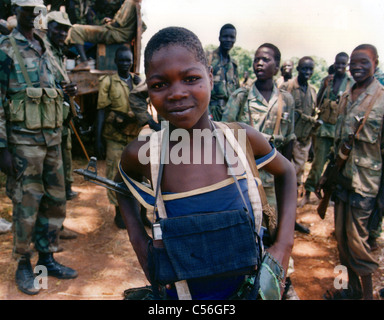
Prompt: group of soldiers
<box><xmin>207</xmin><ymin>24</ymin><xmax>384</xmax><ymax>300</ymax></box>
<box><xmin>0</xmin><ymin>0</ymin><xmax>382</xmax><ymax>300</ymax></box>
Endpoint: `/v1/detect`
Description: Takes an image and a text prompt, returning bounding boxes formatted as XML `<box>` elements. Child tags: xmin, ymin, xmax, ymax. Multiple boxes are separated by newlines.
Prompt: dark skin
<box><xmin>253</xmin><ymin>47</ymin><xmax>279</xmax><ymax>102</ymax></box>
<box><xmin>47</xmin><ymin>21</ymin><xmax>78</xmax><ymax>97</ymax></box>
<box><xmin>297</xmin><ymin>58</ymin><xmax>314</xmax><ymax>93</ymax></box>
<box><xmin>115</xmin><ymin>45</ymin><xmax>297</xmax><ymax>292</ymax></box>
<box><xmin>317</xmin><ymin>55</ymin><xmax>349</xmax><ymax>105</ymax></box>
<box><xmin>218</xmin><ymin>27</ymin><xmax>236</xmax><ymax>65</ymax></box>
<box><xmin>349</xmin><ymin>49</ymin><xmax>377</xmax><ymax>102</ymax></box>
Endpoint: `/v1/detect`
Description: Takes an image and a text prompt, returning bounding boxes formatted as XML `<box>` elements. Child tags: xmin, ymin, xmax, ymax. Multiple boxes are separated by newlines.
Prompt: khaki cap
<box><xmin>11</xmin><ymin>0</ymin><xmax>45</xmax><ymax>7</ymax></box>
<box><xmin>47</xmin><ymin>11</ymin><xmax>72</xmax><ymax>27</ymax></box>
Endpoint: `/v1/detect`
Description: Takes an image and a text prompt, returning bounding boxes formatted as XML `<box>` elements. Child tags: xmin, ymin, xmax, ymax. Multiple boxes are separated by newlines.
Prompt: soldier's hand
<box><xmin>62</xmin><ymin>82</ymin><xmax>78</xmax><ymax>97</ymax></box>
<box><xmin>0</xmin><ymin>148</ymin><xmax>16</xmax><ymax>177</ymax></box>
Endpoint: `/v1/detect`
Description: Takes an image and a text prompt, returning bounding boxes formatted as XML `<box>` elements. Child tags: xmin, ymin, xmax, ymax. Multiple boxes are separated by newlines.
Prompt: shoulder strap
<box><xmin>355</xmin><ymin>84</ymin><xmax>384</xmax><ymax>139</ymax></box>
<box><xmin>273</xmin><ymin>93</ymin><xmax>284</xmax><ymax>136</ymax></box>
<box><xmin>9</xmin><ymin>36</ymin><xmax>33</xmax><ymax>87</ymax></box>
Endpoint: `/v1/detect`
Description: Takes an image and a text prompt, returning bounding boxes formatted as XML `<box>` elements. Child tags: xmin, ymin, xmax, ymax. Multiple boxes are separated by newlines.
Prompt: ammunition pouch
<box><xmin>319</xmin><ymin>98</ymin><xmax>338</xmax><ymax>125</ymax></box>
<box><xmin>8</xmin><ymin>87</ymin><xmax>64</xmax><ymax>129</ymax></box>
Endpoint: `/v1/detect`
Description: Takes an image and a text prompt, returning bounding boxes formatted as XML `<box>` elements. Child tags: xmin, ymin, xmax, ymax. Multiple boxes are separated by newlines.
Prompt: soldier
<box><xmin>300</xmin><ymin>52</ymin><xmax>353</xmax><ymax>207</ymax></box>
<box><xmin>45</xmin><ymin>11</ymin><xmax>80</xmax><ymax>241</ymax></box>
<box><xmin>324</xmin><ymin>44</ymin><xmax>384</xmax><ymax>300</ymax></box>
<box><xmin>207</xmin><ymin>23</ymin><xmax>239</xmax><ymax>121</ymax></box>
<box><xmin>280</xmin><ymin>57</ymin><xmax>317</xmax><ymax>195</ymax></box>
<box><xmin>276</xmin><ymin>60</ymin><xmax>294</xmax><ymax>88</ymax></box>
<box><xmin>66</xmin><ymin>0</ymin><xmax>143</xmax><ymax>70</ymax></box>
<box><xmin>0</xmin><ymin>0</ymin><xmax>77</xmax><ymax>295</ymax></box>
<box><xmin>95</xmin><ymin>45</ymin><xmax>158</xmax><ymax>229</ymax></box>
<box><xmin>222</xmin><ymin>43</ymin><xmax>296</xmax><ymax>210</ymax></box>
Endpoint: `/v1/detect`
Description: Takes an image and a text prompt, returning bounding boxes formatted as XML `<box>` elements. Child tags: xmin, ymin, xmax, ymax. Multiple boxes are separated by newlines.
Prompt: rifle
<box><xmin>315</xmin><ymin>116</ymin><xmax>364</xmax><ymax>219</ymax></box>
<box><xmin>74</xmin><ymin>157</ymin><xmax>134</xmax><ymax>198</ymax></box>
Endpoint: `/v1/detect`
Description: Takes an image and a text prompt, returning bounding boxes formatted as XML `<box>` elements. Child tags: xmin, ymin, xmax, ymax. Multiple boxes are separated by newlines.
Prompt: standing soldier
<box><xmin>0</xmin><ymin>0</ymin><xmax>77</xmax><ymax>295</ymax></box>
<box><xmin>276</xmin><ymin>60</ymin><xmax>294</xmax><ymax>88</ymax></box>
<box><xmin>95</xmin><ymin>45</ymin><xmax>158</xmax><ymax>229</ymax></box>
<box><xmin>324</xmin><ymin>44</ymin><xmax>384</xmax><ymax>300</ymax></box>
<box><xmin>207</xmin><ymin>23</ymin><xmax>239</xmax><ymax>121</ymax></box>
<box><xmin>300</xmin><ymin>52</ymin><xmax>353</xmax><ymax>206</ymax></box>
<box><xmin>222</xmin><ymin>43</ymin><xmax>296</xmax><ymax>210</ymax></box>
<box><xmin>45</xmin><ymin>11</ymin><xmax>80</xmax><ymax>241</ymax></box>
<box><xmin>280</xmin><ymin>57</ymin><xmax>317</xmax><ymax>197</ymax></box>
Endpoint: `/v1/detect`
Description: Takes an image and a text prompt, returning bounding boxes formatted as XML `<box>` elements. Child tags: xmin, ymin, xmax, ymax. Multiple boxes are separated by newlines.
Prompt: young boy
<box><xmin>96</xmin><ymin>45</ymin><xmax>157</xmax><ymax>228</ymax></box>
<box><xmin>324</xmin><ymin>44</ymin><xmax>384</xmax><ymax>300</ymax></box>
<box><xmin>280</xmin><ymin>57</ymin><xmax>317</xmax><ymax>197</ymax></box>
<box><xmin>115</xmin><ymin>27</ymin><xmax>297</xmax><ymax>300</ymax></box>
<box><xmin>300</xmin><ymin>52</ymin><xmax>353</xmax><ymax>207</ymax></box>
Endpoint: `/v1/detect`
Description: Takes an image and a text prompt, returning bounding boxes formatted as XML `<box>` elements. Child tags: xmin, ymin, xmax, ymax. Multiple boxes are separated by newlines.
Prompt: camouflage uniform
<box><xmin>333</xmin><ymin>78</ymin><xmax>384</xmax><ymax>276</ymax></box>
<box><xmin>0</xmin><ymin>28</ymin><xmax>66</xmax><ymax>259</ymax></box>
<box><xmin>280</xmin><ymin>77</ymin><xmax>317</xmax><ymax>186</ymax></box>
<box><xmin>222</xmin><ymin>83</ymin><xmax>296</xmax><ymax>207</ymax></box>
<box><xmin>304</xmin><ymin>74</ymin><xmax>353</xmax><ymax>193</ymax></box>
<box><xmin>97</xmin><ymin>74</ymin><xmax>150</xmax><ymax>205</ymax></box>
<box><xmin>207</xmin><ymin>47</ymin><xmax>239</xmax><ymax>121</ymax></box>
<box><xmin>45</xmin><ymin>28</ymin><xmax>74</xmax><ymax>191</ymax></box>
<box><xmin>66</xmin><ymin>0</ymin><xmax>139</xmax><ymax>46</ymax></box>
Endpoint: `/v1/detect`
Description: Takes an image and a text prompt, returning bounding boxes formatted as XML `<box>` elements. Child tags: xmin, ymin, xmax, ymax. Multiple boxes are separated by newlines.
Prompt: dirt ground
<box><xmin>0</xmin><ymin>160</ymin><xmax>383</xmax><ymax>300</ymax></box>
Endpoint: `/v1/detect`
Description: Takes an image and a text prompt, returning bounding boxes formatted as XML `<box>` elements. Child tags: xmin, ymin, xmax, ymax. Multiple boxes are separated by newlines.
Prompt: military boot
<box><xmin>66</xmin><ymin>184</ymin><xmax>79</xmax><ymax>200</ymax></box>
<box><xmin>36</xmin><ymin>252</ymin><xmax>78</xmax><ymax>279</ymax></box>
<box><xmin>15</xmin><ymin>255</ymin><xmax>40</xmax><ymax>295</ymax></box>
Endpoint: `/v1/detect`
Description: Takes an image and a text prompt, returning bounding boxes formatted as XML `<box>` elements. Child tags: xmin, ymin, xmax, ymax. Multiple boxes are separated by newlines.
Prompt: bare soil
<box><xmin>0</xmin><ymin>160</ymin><xmax>383</xmax><ymax>300</ymax></box>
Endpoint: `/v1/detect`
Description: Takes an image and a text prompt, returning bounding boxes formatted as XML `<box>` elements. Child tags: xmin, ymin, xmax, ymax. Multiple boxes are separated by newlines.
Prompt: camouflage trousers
<box><xmin>291</xmin><ymin>138</ymin><xmax>312</xmax><ymax>187</ymax></box>
<box><xmin>105</xmin><ymin>139</ymin><xmax>134</xmax><ymax>206</ymax></box>
<box><xmin>6</xmin><ymin>144</ymin><xmax>66</xmax><ymax>260</ymax></box>
<box><xmin>304</xmin><ymin>136</ymin><xmax>333</xmax><ymax>193</ymax></box>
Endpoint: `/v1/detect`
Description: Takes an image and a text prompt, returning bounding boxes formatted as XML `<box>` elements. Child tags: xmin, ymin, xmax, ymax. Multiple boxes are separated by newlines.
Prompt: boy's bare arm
<box><xmin>115</xmin><ymin>141</ymin><xmax>152</xmax><ymax>281</ymax></box>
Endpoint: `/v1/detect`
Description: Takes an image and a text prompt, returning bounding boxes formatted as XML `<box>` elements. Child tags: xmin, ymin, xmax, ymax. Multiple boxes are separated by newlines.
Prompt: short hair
<box><xmin>335</xmin><ymin>52</ymin><xmax>349</xmax><ymax>61</ymax></box>
<box><xmin>115</xmin><ymin>45</ymin><xmax>132</xmax><ymax>60</ymax></box>
<box><xmin>257</xmin><ymin>43</ymin><xmax>281</xmax><ymax>66</ymax></box>
<box><xmin>144</xmin><ymin>26</ymin><xmax>208</xmax><ymax>74</ymax></box>
<box><xmin>219</xmin><ymin>23</ymin><xmax>236</xmax><ymax>36</ymax></box>
<box><xmin>352</xmin><ymin>44</ymin><xmax>378</xmax><ymax>61</ymax></box>
<box><xmin>298</xmin><ymin>56</ymin><xmax>314</xmax><ymax>66</ymax></box>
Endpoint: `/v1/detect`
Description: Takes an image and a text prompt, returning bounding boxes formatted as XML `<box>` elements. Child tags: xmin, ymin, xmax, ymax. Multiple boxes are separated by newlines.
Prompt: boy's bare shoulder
<box><xmin>121</xmin><ymin>136</ymin><xmax>151</xmax><ymax>180</ymax></box>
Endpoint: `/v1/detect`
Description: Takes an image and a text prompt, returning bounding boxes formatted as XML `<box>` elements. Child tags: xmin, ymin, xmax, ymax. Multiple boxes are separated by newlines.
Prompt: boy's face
<box><xmin>115</xmin><ymin>50</ymin><xmax>133</xmax><ymax>74</ymax></box>
<box><xmin>297</xmin><ymin>59</ymin><xmax>314</xmax><ymax>82</ymax></box>
<box><xmin>349</xmin><ymin>49</ymin><xmax>376</xmax><ymax>84</ymax></box>
<box><xmin>146</xmin><ymin>45</ymin><xmax>213</xmax><ymax>130</ymax></box>
<box><xmin>219</xmin><ymin>28</ymin><xmax>236</xmax><ymax>52</ymax></box>
<box><xmin>16</xmin><ymin>6</ymin><xmax>40</xmax><ymax>30</ymax></box>
<box><xmin>253</xmin><ymin>47</ymin><xmax>279</xmax><ymax>81</ymax></box>
<box><xmin>334</xmin><ymin>55</ymin><xmax>348</xmax><ymax>76</ymax></box>
<box><xmin>47</xmin><ymin>22</ymin><xmax>70</xmax><ymax>48</ymax></box>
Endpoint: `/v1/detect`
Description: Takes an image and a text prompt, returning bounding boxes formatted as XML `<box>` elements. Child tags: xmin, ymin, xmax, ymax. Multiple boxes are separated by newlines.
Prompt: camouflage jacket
<box><xmin>335</xmin><ymin>78</ymin><xmax>384</xmax><ymax>198</ymax></box>
<box><xmin>0</xmin><ymin>28</ymin><xmax>62</xmax><ymax>148</ymax></box>
<box><xmin>280</xmin><ymin>77</ymin><xmax>317</xmax><ymax>142</ymax></box>
<box><xmin>316</xmin><ymin>74</ymin><xmax>353</xmax><ymax>138</ymax></box>
<box><xmin>223</xmin><ymin>82</ymin><xmax>296</xmax><ymax>187</ymax></box>
<box><xmin>97</xmin><ymin>74</ymin><xmax>150</xmax><ymax>143</ymax></box>
<box><xmin>207</xmin><ymin>47</ymin><xmax>239</xmax><ymax>103</ymax></box>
